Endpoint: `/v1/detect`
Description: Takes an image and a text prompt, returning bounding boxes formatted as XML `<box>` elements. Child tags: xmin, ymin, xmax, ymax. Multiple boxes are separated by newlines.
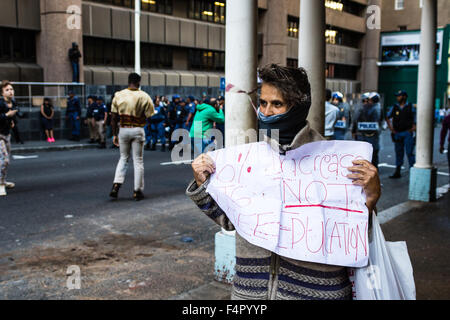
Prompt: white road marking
<box><xmin>160</xmin><ymin>160</ymin><xmax>193</xmax><ymax>166</ymax></box>
<box><xmin>12</xmin><ymin>155</ymin><xmax>39</xmax><ymax>160</ymax></box>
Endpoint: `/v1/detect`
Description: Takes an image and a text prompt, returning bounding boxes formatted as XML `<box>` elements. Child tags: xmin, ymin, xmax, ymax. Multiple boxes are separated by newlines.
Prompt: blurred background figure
<box><xmin>324</xmin><ymin>89</ymin><xmax>339</xmax><ymax>140</ymax></box>
<box><xmin>68</xmin><ymin>42</ymin><xmax>82</xmax><ymax>83</ymax></box>
<box><xmin>331</xmin><ymin>91</ymin><xmax>350</xmax><ymax>140</ymax></box>
<box><xmin>40</xmin><ymin>98</ymin><xmax>55</xmax><ymax>143</ymax></box>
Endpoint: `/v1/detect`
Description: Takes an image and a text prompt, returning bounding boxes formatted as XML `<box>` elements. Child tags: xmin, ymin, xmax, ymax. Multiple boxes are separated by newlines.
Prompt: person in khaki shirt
<box><xmin>109</xmin><ymin>73</ymin><xmax>155</xmax><ymax>201</ymax></box>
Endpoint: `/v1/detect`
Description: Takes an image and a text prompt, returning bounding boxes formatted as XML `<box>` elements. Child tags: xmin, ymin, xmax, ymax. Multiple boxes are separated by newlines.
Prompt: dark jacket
<box><xmin>440</xmin><ymin>114</ymin><xmax>450</xmax><ymax>148</ymax></box>
<box><xmin>67</xmin><ymin>96</ymin><xmax>81</xmax><ymax>115</ymax></box>
<box><xmin>0</xmin><ymin>98</ymin><xmax>17</xmax><ymax>136</ymax></box>
<box><xmin>186</xmin><ymin>123</ymin><xmax>353</xmax><ymax>300</ymax></box>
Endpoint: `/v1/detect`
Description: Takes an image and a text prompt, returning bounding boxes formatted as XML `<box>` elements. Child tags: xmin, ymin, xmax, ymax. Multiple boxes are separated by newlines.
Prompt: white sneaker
<box><xmin>5</xmin><ymin>182</ymin><xmax>15</xmax><ymax>189</ymax></box>
<box><xmin>0</xmin><ymin>185</ymin><xmax>6</xmax><ymax>196</ymax></box>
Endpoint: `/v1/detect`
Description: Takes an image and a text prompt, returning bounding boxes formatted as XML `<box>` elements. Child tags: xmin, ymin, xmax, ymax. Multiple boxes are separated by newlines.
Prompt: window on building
<box><xmin>83</xmin><ymin>37</ymin><xmax>173</xmax><ymax>68</ymax></box>
<box><xmin>287</xmin><ymin>16</ymin><xmax>299</xmax><ymax>38</ymax></box>
<box><xmin>0</xmin><ymin>27</ymin><xmax>36</xmax><ymax>63</ymax></box>
<box><xmin>398</xmin><ymin>25</ymin><xmax>407</xmax><ymax>31</ymax></box>
<box><xmin>188</xmin><ymin>0</ymin><xmax>226</xmax><ymax>24</ymax></box>
<box><xmin>395</xmin><ymin>0</ymin><xmax>405</xmax><ymax>10</ymax></box>
<box><xmin>188</xmin><ymin>49</ymin><xmax>225</xmax><ymax>71</ymax></box>
<box><xmin>90</xmin><ymin>0</ymin><xmax>173</xmax><ymax>14</ymax></box>
<box><xmin>326</xmin><ymin>63</ymin><xmax>358</xmax><ymax>80</ymax></box>
<box><xmin>287</xmin><ymin>59</ymin><xmax>298</xmax><ymax>68</ymax></box>
<box><xmin>325</xmin><ymin>25</ymin><xmax>363</xmax><ymax>48</ymax></box>
<box><xmin>325</xmin><ymin>0</ymin><xmax>366</xmax><ymax>17</ymax></box>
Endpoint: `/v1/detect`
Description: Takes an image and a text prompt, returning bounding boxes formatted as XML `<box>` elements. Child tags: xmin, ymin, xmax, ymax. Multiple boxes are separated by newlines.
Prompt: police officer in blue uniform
<box><xmin>94</xmin><ymin>96</ymin><xmax>107</xmax><ymax>148</ymax></box>
<box><xmin>147</xmin><ymin>98</ymin><xmax>168</xmax><ymax>152</ymax></box>
<box><xmin>183</xmin><ymin>96</ymin><xmax>197</xmax><ymax>131</ymax></box>
<box><xmin>386</xmin><ymin>90</ymin><xmax>416</xmax><ymax>179</ymax></box>
<box><xmin>66</xmin><ymin>91</ymin><xmax>82</xmax><ymax>141</ymax></box>
<box><xmin>332</xmin><ymin>92</ymin><xmax>350</xmax><ymax>140</ymax></box>
<box><xmin>168</xmin><ymin>94</ymin><xmax>182</xmax><ymax>150</ymax></box>
<box><xmin>352</xmin><ymin>92</ymin><xmax>382</xmax><ymax>168</ymax></box>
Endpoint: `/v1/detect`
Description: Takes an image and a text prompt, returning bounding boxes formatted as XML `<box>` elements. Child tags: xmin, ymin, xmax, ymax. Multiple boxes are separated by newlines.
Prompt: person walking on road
<box><xmin>109</xmin><ymin>73</ymin><xmax>155</xmax><ymax>201</ymax></box>
<box><xmin>40</xmin><ymin>98</ymin><xmax>55</xmax><ymax>143</ymax></box>
<box><xmin>0</xmin><ymin>80</ymin><xmax>18</xmax><ymax>196</ymax></box>
<box><xmin>386</xmin><ymin>90</ymin><xmax>416</xmax><ymax>179</ymax></box>
<box><xmin>186</xmin><ymin>64</ymin><xmax>381</xmax><ymax>300</ymax></box>
<box><xmin>66</xmin><ymin>91</ymin><xmax>81</xmax><ymax>141</ymax></box>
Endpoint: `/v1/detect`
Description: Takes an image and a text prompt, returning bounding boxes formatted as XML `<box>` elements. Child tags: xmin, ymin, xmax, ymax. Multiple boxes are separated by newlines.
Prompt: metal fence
<box><xmin>10</xmin><ymin>82</ymin><xmax>86</xmax><ymax>113</ymax></box>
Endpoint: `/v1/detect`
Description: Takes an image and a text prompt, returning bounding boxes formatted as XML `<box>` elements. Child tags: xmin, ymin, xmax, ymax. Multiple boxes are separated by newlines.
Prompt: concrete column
<box><xmin>260</xmin><ymin>0</ymin><xmax>288</xmax><ymax>66</ymax></box>
<box><xmin>409</xmin><ymin>0</ymin><xmax>438</xmax><ymax>202</ymax></box>
<box><xmin>215</xmin><ymin>0</ymin><xmax>258</xmax><ymax>284</ymax></box>
<box><xmin>360</xmin><ymin>0</ymin><xmax>381</xmax><ymax>92</ymax></box>
<box><xmin>134</xmin><ymin>0</ymin><xmax>141</xmax><ymax>76</ymax></box>
<box><xmin>298</xmin><ymin>0</ymin><xmax>325</xmax><ymax>135</ymax></box>
<box><xmin>37</xmin><ymin>0</ymin><xmax>84</xmax><ymax>83</ymax></box>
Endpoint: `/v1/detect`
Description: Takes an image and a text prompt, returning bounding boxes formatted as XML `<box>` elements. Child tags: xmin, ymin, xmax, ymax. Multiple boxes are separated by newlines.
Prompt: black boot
<box><xmin>109</xmin><ymin>183</ymin><xmax>122</xmax><ymax>199</ymax></box>
<box><xmin>133</xmin><ymin>190</ymin><xmax>144</xmax><ymax>201</ymax></box>
<box><xmin>389</xmin><ymin>166</ymin><xmax>402</xmax><ymax>179</ymax></box>
<box><xmin>161</xmin><ymin>144</ymin><xmax>166</xmax><ymax>152</ymax></box>
<box><xmin>150</xmin><ymin>143</ymin><xmax>156</xmax><ymax>151</ymax></box>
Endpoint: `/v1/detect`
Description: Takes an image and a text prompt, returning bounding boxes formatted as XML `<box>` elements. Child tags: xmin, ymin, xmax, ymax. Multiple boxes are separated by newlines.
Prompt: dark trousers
<box><xmin>71</xmin><ymin>62</ymin><xmax>80</xmax><ymax>83</ymax></box>
<box><xmin>393</xmin><ymin>131</ymin><xmax>415</xmax><ymax>168</ymax></box>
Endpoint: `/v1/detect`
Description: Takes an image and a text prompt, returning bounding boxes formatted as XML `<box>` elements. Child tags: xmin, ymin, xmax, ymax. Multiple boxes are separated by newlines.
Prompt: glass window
<box><xmin>188</xmin><ymin>0</ymin><xmax>226</xmax><ymax>25</ymax></box>
<box><xmin>83</xmin><ymin>37</ymin><xmax>173</xmax><ymax>68</ymax></box>
<box><xmin>188</xmin><ymin>49</ymin><xmax>224</xmax><ymax>71</ymax></box>
<box><xmin>0</xmin><ymin>27</ymin><xmax>36</xmax><ymax>63</ymax></box>
<box><xmin>90</xmin><ymin>0</ymin><xmax>173</xmax><ymax>15</ymax></box>
<box><xmin>287</xmin><ymin>16</ymin><xmax>299</xmax><ymax>38</ymax></box>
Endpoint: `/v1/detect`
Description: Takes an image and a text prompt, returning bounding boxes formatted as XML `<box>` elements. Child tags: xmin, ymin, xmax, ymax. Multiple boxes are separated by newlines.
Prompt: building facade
<box><xmin>379</xmin><ymin>0</ymin><xmax>450</xmax><ymax>108</ymax></box>
<box><xmin>0</xmin><ymin>0</ymin><xmax>379</xmax><ymax>102</ymax></box>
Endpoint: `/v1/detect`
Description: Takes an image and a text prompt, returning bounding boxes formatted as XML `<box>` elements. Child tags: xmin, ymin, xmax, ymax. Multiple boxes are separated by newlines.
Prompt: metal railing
<box><xmin>10</xmin><ymin>82</ymin><xmax>86</xmax><ymax>113</ymax></box>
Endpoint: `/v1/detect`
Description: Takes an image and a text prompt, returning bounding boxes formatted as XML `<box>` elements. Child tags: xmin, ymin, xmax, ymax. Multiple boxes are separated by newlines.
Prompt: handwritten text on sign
<box><xmin>206</xmin><ymin>141</ymin><xmax>373</xmax><ymax>267</ymax></box>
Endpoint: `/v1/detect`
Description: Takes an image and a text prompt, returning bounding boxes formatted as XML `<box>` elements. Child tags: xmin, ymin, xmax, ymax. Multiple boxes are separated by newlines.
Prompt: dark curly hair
<box><xmin>258</xmin><ymin>64</ymin><xmax>311</xmax><ymax>111</ymax></box>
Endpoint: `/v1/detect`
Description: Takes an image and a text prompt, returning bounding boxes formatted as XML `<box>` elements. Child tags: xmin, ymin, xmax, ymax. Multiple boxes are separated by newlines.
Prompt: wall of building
<box><xmin>382</xmin><ymin>0</ymin><xmax>449</xmax><ymax>31</ymax></box>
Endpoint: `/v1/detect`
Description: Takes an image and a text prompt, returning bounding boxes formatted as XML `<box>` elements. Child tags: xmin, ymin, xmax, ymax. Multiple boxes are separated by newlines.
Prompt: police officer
<box><xmin>66</xmin><ymin>91</ymin><xmax>81</xmax><ymax>141</ymax></box>
<box><xmin>352</xmin><ymin>92</ymin><xmax>382</xmax><ymax>168</ymax></box>
<box><xmin>167</xmin><ymin>94</ymin><xmax>182</xmax><ymax>150</ymax></box>
<box><xmin>86</xmin><ymin>95</ymin><xmax>98</xmax><ymax>143</ymax></box>
<box><xmin>183</xmin><ymin>96</ymin><xmax>197</xmax><ymax>131</ymax></box>
<box><xmin>386</xmin><ymin>90</ymin><xmax>416</xmax><ymax>179</ymax></box>
<box><xmin>147</xmin><ymin>97</ymin><xmax>168</xmax><ymax>152</ymax></box>
<box><xmin>94</xmin><ymin>96</ymin><xmax>107</xmax><ymax>148</ymax></box>
<box><xmin>332</xmin><ymin>92</ymin><xmax>350</xmax><ymax>140</ymax></box>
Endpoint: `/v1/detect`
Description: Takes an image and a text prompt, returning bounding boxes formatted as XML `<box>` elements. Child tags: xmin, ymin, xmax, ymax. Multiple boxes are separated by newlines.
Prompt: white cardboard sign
<box><xmin>206</xmin><ymin>140</ymin><xmax>373</xmax><ymax>268</ymax></box>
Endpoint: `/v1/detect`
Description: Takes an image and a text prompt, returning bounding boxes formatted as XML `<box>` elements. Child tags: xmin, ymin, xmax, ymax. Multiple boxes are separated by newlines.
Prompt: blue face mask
<box><xmin>257</xmin><ymin>108</ymin><xmax>292</xmax><ymax>124</ymax></box>
<box><xmin>257</xmin><ymin>104</ymin><xmax>310</xmax><ymax>146</ymax></box>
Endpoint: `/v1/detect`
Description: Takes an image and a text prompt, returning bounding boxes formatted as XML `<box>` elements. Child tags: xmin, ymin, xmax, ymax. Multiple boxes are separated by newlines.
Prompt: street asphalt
<box><xmin>0</xmin><ymin>128</ymin><xmax>448</xmax><ymax>299</ymax></box>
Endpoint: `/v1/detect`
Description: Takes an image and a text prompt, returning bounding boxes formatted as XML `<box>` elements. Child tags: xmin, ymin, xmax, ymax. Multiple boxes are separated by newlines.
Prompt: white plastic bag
<box><xmin>349</xmin><ymin>214</ymin><xmax>416</xmax><ymax>300</ymax></box>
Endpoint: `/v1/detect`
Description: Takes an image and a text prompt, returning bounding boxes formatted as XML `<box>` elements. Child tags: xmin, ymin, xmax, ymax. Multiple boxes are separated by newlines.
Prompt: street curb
<box><xmin>11</xmin><ymin>143</ymin><xmax>98</xmax><ymax>154</ymax></box>
<box><xmin>169</xmin><ymin>281</ymin><xmax>231</xmax><ymax>300</ymax></box>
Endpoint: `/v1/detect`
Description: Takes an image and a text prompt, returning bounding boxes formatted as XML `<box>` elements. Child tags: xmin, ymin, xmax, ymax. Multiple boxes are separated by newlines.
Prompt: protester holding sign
<box><xmin>186</xmin><ymin>64</ymin><xmax>381</xmax><ymax>300</ymax></box>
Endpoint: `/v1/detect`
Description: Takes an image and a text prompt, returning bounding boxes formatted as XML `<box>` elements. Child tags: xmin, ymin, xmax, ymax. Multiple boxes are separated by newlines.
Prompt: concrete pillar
<box><xmin>298</xmin><ymin>0</ymin><xmax>325</xmax><ymax>135</ymax></box>
<box><xmin>37</xmin><ymin>0</ymin><xmax>84</xmax><ymax>83</ymax></box>
<box><xmin>214</xmin><ymin>0</ymin><xmax>258</xmax><ymax>284</ymax></box>
<box><xmin>260</xmin><ymin>0</ymin><xmax>288</xmax><ymax>66</ymax></box>
<box><xmin>134</xmin><ymin>0</ymin><xmax>141</xmax><ymax>76</ymax></box>
<box><xmin>360</xmin><ymin>0</ymin><xmax>381</xmax><ymax>92</ymax></box>
<box><xmin>409</xmin><ymin>0</ymin><xmax>438</xmax><ymax>202</ymax></box>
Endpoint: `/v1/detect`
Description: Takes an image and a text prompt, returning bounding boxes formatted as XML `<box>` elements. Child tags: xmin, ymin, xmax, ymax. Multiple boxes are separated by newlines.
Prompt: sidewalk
<box><xmin>10</xmin><ymin>139</ymin><xmax>104</xmax><ymax>154</ymax></box>
<box><xmin>172</xmin><ymin>191</ymin><xmax>450</xmax><ymax>300</ymax></box>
